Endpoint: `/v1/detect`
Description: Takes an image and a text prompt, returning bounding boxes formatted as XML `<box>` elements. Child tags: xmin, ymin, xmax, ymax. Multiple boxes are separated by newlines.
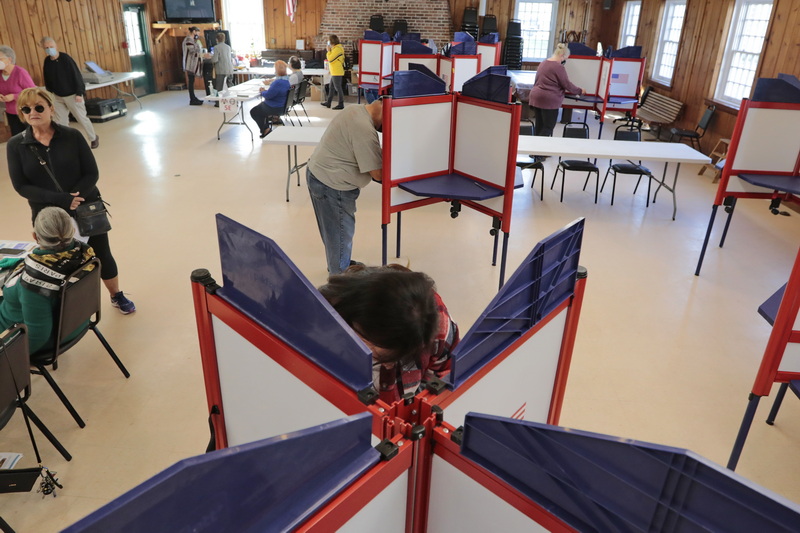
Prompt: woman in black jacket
<box><xmin>6</xmin><ymin>87</ymin><xmax>135</xmax><ymax>314</ymax></box>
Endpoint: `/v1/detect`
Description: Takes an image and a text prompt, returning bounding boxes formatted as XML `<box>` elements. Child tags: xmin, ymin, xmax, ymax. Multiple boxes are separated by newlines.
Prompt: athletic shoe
<box><xmin>320</xmin><ymin>102</ymin><xmax>331</xmax><ymax>108</ymax></box>
<box><xmin>332</xmin><ymin>104</ymin><xmax>344</xmax><ymax>110</ymax></box>
<box><xmin>90</xmin><ymin>136</ymin><xmax>100</xmax><ymax>149</ymax></box>
<box><xmin>110</xmin><ymin>292</ymin><xmax>136</xmax><ymax>314</ymax></box>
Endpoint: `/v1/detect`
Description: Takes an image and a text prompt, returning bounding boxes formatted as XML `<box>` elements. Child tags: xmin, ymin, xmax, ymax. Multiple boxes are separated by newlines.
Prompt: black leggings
<box><xmin>250</xmin><ymin>103</ymin><xmax>284</xmax><ymax>133</ymax></box>
<box><xmin>326</xmin><ymin>75</ymin><xmax>344</xmax><ymax>106</ymax></box>
<box><xmin>87</xmin><ymin>232</ymin><xmax>118</xmax><ymax>280</ymax></box>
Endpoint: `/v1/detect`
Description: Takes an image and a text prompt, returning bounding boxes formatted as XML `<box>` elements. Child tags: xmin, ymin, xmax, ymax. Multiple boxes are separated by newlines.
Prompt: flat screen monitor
<box><xmin>163</xmin><ymin>0</ymin><xmax>216</xmax><ymax>23</ymax></box>
<box><xmin>85</xmin><ymin>61</ymin><xmax>107</xmax><ymax>75</ymax></box>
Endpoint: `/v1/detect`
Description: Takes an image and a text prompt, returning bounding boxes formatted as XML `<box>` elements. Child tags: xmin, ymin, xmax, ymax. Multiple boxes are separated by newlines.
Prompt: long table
<box><xmin>262</xmin><ymin>126</ymin><xmax>327</xmax><ymax>201</ymax></box>
<box><xmin>85</xmin><ymin>72</ymin><xmax>145</xmax><ymax>109</ymax></box>
<box><xmin>203</xmin><ymin>79</ymin><xmax>266</xmax><ymax>141</ymax></box>
<box><xmin>516</xmin><ymin>136</ymin><xmax>710</xmax><ymax>219</ymax></box>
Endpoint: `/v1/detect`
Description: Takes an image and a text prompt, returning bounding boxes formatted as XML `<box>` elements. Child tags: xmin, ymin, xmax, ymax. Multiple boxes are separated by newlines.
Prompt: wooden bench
<box><xmin>636</xmin><ymin>90</ymin><xmax>684</xmax><ymax>140</ymax></box>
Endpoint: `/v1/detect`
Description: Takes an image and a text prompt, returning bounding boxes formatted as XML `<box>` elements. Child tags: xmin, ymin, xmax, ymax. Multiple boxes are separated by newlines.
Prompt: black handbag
<box><xmin>29</xmin><ymin>145</ymin><xmax>111</xmax><ymax>237</ymax></box>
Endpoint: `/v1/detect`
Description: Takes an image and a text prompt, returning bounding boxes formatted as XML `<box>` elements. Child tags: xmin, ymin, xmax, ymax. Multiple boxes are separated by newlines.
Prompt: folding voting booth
<box><xmin>728</xmin><ymin>243</ymin><xmax>800</xmax><ymax>470</ymax></box>
<box><xmin>65</xmin><ymin>215</ymin><xmax>800</xmax><ymax>532</ymax></box>
<box><xmin>563</xmin><ymin>56</ymin><xmax>644</xmax><ymax>138</ymax></box>
<box><xmin>695</xmin><ymin>74</ymin><xmax>800</xmax><ymax>276</ymax></box>
<box><xmin>380</xmin><ymin>93</ymin><xmax>521</xmax><ymax>288</ymax></box>
<box><xmin>394</xmin><ymin>54</ymin><xmax>451</xmax><ymax>92</ymax></box>
<box><xmin>358</xmin><ymin>40</ymin><xmax>398</xmax><ymax>94</ymax></box>
<box><xmin>476</xmin><ymin>42</ymin><xmax>501</xmax><ymax>72</ymax></box>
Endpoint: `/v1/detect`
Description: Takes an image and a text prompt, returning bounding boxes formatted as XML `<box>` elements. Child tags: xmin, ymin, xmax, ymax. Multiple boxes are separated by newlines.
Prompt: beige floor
<box><xmin>1</xmin><ymin>91</ymin><xmax>799</xmax><ymax>531</ymax></box>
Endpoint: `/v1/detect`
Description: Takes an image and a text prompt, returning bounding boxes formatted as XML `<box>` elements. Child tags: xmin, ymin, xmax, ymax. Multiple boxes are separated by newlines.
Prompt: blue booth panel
<box><xmin>214</xmin><ymin>214</ymin><xmax>373</xmax><ymax>391</ymax></box>
<box><xmin>65</xmin><ymin>413</ymin><xmax>380</xmax><ymax>533</ymax></box>
<box><xmin>752</xmin><ymin>74</ymin><xmax>800</xmax><ymax>104</ymax></box>
<box><xmin>448</xmin><ymin>218</ymin><xmax>584</xmax><ymax>388</ymax></box>
<box><xmin>460</xmin><ymin>413</ymin><xmax>800</xmax><ymax>532</ymax></box>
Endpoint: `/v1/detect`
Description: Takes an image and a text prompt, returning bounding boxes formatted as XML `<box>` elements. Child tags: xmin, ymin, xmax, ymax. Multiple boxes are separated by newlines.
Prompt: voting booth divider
<box><xmin>380</xmin><ymin>93</ymin><xmax>521</xmax><ymax>288</ymax></box>
<box><xmin>728</xmin><ymin>242</ymin><xmax>800</xmax><ymax>470</ymax></box>
<box><xmin>562</xmin><ymin>55</ymin><xmax>645</xmax><ymax>137</ymax></box>
<box><xmin>63</xmin><ymin>215</ymin><xmax>800</xmax><ymax>531</ymax></box>
<box><xmin>695</xmin><ymin>74</ymin><xmax>800</xmax><ymax>276</ymax></box>
<box><xmin>358</xmin><ymin>40</ymin><xmax>399</xmax><ymax>94</ymax></box>
<box><xmin>476</xmin><ymin>42</ymin><xmax>502</xmax><ymax>72</ymax></box>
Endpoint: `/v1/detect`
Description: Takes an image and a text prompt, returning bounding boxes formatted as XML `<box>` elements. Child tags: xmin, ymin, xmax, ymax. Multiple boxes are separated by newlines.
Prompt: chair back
<box><xmin>0</xmin><ymin>325</ymin><xmax>30</xmax><ymax>414</ymax></box>
<box><xmin>295</xmin><ymin>79</ymin><xmax>309</xmax><ymax>106</ymax></box>
<box><xmin>281</xmin><ymin>87</ymin><xmax>294</xmax><ymax>114</ymax></box>
<box><xmin>614</xmin><ymin>125</ymin><xmax>641</xmax><ymax>142</ymax></box>
<box><xmin>563</xmin><ymin>122</ymin><xmax>590</xmax><ymax>139</ymax></box>
<box><xmin>697</xmin><ymin>105</ymin><xmax>716</xmax><ymax>132</ymax></box>
<box><xmin>55</xmin><ymin>258</ymin><xmax>102</xmax><ymax>353</ymax></box>
<box><xmin>639</xmin><ymin>85</ymin><xmax>652</xmax><ymax>106</ymax></box>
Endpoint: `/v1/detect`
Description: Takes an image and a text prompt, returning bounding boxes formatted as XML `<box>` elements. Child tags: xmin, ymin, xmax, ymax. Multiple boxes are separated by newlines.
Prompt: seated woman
<box><xmin>318</xmin><ymin>264</ymin><xmax>459</xmax><ymax>403</ymax></box>
<box><xmin>250</xmin><ymin>60</ymin><xmax>292</xmax><ymax>138</ymax></box>
<box><xmin>288</xmin><ymin>56</ymin><xmax>304</xmax><ymax>86</ymax></box>
<box><xmin>0</xmin><ymin>206</ymin><xmax>95</xmax><ymax>354</ymax></box>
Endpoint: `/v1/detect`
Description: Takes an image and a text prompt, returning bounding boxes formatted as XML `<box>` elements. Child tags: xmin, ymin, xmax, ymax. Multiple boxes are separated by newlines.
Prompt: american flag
<box><xmin>286</xmin><ymin>0</ymin><xmax>297</xmax><ymax>22</ymax></box>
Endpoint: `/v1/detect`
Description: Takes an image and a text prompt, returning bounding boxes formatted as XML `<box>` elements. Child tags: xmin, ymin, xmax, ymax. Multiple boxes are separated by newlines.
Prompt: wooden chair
<box><xmin>29</xmin><ymin>258</ymin><xmax>130</xmax><ymax>428</ymax></box>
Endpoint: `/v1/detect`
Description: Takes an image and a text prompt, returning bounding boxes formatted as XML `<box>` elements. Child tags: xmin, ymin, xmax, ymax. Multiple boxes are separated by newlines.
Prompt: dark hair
<box><xmin>289</xmin><ymin>56</ymin><xmax>302</xmax><ymax>70</ymax></box>
<box><xmin>216</xmin><ymin>33</ymin><xmax>225</xmax><ymax>43</ymax></box>
<box><xmin>188</xmin><ymin>26</ymin><xmax>200</xmax><ymax>32</ymax></box>
<box><xmin>329</xmin><ymin>35</ymin><xmax>340</xmax><ymax>46</ymax></box>
<box><xmin>319</xmin><ymin>265</ymin><xmax>439</xmax><ymax>366</ymax></box>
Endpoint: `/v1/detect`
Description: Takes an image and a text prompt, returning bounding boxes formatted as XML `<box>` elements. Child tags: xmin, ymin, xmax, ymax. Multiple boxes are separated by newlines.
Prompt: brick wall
<box><xmin>318</xmin><ymin>0</ymin><xmax>454</xmax><ymax>62</ymax></box>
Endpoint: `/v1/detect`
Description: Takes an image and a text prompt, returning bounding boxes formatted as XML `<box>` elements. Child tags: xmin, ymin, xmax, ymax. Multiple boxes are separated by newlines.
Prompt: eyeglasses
<box><xmin>20</xmin><ymin>105</ymin><xmax>46</xmax><ymax>114</ymax></box>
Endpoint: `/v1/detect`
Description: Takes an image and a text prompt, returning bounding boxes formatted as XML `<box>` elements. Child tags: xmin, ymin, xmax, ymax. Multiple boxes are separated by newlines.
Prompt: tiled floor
<box><xmin>1</xmin><ymin>92</ymin><xmax>798</xmax><ymax>531</ymax></box>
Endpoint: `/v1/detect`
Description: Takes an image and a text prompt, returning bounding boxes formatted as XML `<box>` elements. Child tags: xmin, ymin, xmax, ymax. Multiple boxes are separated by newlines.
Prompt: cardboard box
<box><xmin>310</xmin><ymin>84</ymin><xmax>322</xmax><ymax>101</ymax></box>
<box><xmin>351</xmin><ymin>71</ymin><xmax>359</xmax><ymax>85</ymax></box>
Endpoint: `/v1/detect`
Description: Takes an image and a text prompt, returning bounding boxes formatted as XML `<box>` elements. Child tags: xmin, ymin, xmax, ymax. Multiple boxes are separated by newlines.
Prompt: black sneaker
<box><xmin>190</xmin><ymin>99</ymin><xmax>203</xmax><ymax>106</ymax></box>
<box><xmin>320</xmin><ymin>102</ymin><xmax>331</xmax><ymax>108</ymax></box>
<box><xmin>333</xmin><ymin>104</ymin><xmax>344</xmax><ymax>110</ymax></box>
<box><xmin>110</xmin><ymin>292</ymin><xmax>136</xmax><ymax>314</ymax></box>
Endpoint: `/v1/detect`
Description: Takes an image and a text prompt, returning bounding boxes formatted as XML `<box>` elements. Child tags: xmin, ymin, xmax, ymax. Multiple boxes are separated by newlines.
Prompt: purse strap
<box><xmin>28</xmin><ymin>145</ymin><xmax>63</xmax><ymax>193</ymax></box>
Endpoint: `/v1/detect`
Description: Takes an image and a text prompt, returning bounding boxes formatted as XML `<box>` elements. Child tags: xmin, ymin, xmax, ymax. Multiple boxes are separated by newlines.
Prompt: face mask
<box><xmin>194</xmin><ymin>34</ymin><xmax>200</xmax><ymax>40</ymax></box>
<box><xmin>46</xmin><ymin>47</ymin><xmax>57</xmax><ymax>57</ymax></box>
<box><xmin>327</xmin><ymin>41</ymin><xmax>330</xmax><ymax>46</ymax></box>
<box><xmin>561</xmin><ymin>60</ymin><xmax>566</xmax><ymax>65</ymax></box>
<box><xmin>0</xmin><ymin>61</ymin><xmax>5</xmax><ymax>70</ymax></box>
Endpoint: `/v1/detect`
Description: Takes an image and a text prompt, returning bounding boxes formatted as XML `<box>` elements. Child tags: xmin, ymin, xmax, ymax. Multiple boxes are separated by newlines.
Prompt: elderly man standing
<box><xmin>39</xmin><ymin>37</ymin><xmax>99</xmax><ymax>149</ymax></box>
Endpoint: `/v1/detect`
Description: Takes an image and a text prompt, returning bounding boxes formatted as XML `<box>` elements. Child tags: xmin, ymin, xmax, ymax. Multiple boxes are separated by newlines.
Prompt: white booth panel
<box><xmin>444</xmin><ymin>309</ymin><xmax>568</xmax><ymax>427</ymax></box>
<box><xmin>390</xmin><ymin>102</ymin><xmax>452</xmax><ymax>181</ymax></box>
<box><xmin>453</xmin><ymin>102</ymin><xmax>512</xmax><ymax>187</ymax></box>
<box><xmin>778</xmin><ymin>343</ymin><xmax>800</xmax><ymax>373</ymax></box>
<box><xmin>609</xmin><ymin>60</ymin><xmax>642</xmax><ymax>96</ymax></box>
<box><xmin>361</xmin><ymin>43</ymin><xmax>382</xmax><ymax>75</ymax></box>
<box><xmin>452</xmin><ymin>56</ymin><xmax>479</xmax><ymax>92</ymax></box>
<box><xmin>732</xmin><ymin>108</ymin><xmax>800</xmax><ymax>172</ymax></box>
<box><xmin>598</xmin><ymin>61</ymin><xmax>611</xmax><ymax>99</ymax></box>
<box><xmin>391</xmin><ymin>186</ymin><xmax>426</xmax><ymax>207</ymax></box>
<box><xmin>382</xmin><ymin>46</ymin><xmax>395</xmax><ymax>76</ymax></box>
<box><xmin>338</xmin><ymin>472</ymin><xmax>408</xmax><ymax>533</ymax></box>
<box><xmin>361</xmin><ymin>74</ymin><xmax>380</xmax><ymax>84</ymax></box>
<box><xmin>565</xmin><ymin>58</ymin><xmax>601</xmax><ymax>94</ymax></box>
<box><xmin>397</xmin><ymin>56</ymin><xmax>439</xmax><ymax>73</ymax></box>
<box><xmin>477</xmin><ymin>45</ymin><xmax>498</xmax><ymax>71</ymax></box>
<box><xmin>212</xmin><ymin>317</ymin><xmax>348</xmax><ymax>446</ymax></box>
<box><xmin>439</xmin><ymin>58</ymin><xmax>453</xmax><ymax>91</ymax></box>
<box><xmin>427</xmin><ymin>456</ymin><xmax>548</xmax><ymax>532</ymax></box>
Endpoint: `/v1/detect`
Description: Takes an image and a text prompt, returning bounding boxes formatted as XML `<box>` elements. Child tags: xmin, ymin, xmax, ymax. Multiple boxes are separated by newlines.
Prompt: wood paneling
<box><xmin>262</xmin><ymin>0</ymin><xmax>325</xmax><ymax>51</ymax></box>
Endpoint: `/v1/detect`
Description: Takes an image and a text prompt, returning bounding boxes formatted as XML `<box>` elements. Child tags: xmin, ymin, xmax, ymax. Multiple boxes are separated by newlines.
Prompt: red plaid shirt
<box><xmin>375</xmin><ymin>293</ymin><xmax>459</xmax><ymax>404</ymax></box>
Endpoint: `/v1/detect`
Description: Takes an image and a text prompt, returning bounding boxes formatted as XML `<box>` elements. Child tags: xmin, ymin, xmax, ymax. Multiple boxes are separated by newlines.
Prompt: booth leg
<box><xmin>766</xmin><ymin>383</ymin><xmax>789</xmax><ymax>425</ymax></box>
<box><xmin>395</xmin><ymin>212</ymin><xmax>402</xmax><ymax>258</ymax></box>
<box><xmin>381</xmin><ymin>224</ymin><xmax>387</xmax><ymax>265</ymax></box>
<box><xmin>719</xmin><ymin>197</ymin><xmax>738</xmax><ymax>248</ymax></box>
<box><xmin>728</xmin><ymin>394</ymin><xmax>761</xmax><ymax>471</ymax></box>
<box><xmin>498</xmin><ymin>232</ymin><xmax>510</xmax><ymax>289</ymax></box>
<box><xmin>694</xmin><ymin>205</ymin><xmax>719</xmax><ymax>276</ymax></box>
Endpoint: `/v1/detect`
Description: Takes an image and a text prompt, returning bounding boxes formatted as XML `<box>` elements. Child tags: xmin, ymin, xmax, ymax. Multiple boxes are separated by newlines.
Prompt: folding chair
<box><xmin>1</xmin><ymin>325</ymin><xmax>71</xmax><ymax>461</ymax></box>
<box><xmin>669</xmin><ymin>104</ymin><xmax>716</xmax><ymax>152</ymax></box>
<box><xmin>551</xmin><ymin>122</ymin><xmax>600</xmax><ymax>203</ymax></box>
<box><xmin>601</xmin><ymin>125</ymin><xmax>654</xmax><ymax>206</ymax></box>
<box><xmin>516</xmin><ymin>155</ymin><xmax>545</xmax><ymax>200</ymax></box>
<box><xmin>290</xmin><ymin>79</ymin><xmax>310</xmax><ymax>125</ymax></box>
<box><xmin>614</xmin><ymin>86</ymin><xmax>651</xmax><ymax>129</ymax></box>
<box><xmin>30</xmin><ymin>258</ymin><xmax>130</xmax><ymax>428</ymax></box>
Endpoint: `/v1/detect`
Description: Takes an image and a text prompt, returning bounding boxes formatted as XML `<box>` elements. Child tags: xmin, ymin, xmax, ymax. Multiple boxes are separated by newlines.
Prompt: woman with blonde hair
<box><xmin>6</xmin><ymin>87</ymin><xmax>135</xmax><ymax>314</ymax></box>
<box><xmin>528</xmin><ymin>43</ymin><xmax>584</xmax><ymax>137</ymax></box>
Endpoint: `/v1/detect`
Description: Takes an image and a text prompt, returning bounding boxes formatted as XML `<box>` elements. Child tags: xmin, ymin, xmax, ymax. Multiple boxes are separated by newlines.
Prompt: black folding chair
<box><xmin>551</xmin><ymin>122</ymin><xmax>600</xmax><ymax>203</ymax></box>
<box><xmin>601</xmin><ymin>125</ymin><xmax>654</xmax><ymax>206</ymax></box>
<box><xmin>30</xmin><ymin>258</ymin><xmax>130</xmax><ymax>428</ymax></box>
<box><xmin>669</xmin><ymin>104</ymin><xmax>716</xmax><ymax>152</ymax></box>
<box><xmin>290</xmin><ymin>79</ymin><xmax>310</xmax><ymax>125</ymax></box>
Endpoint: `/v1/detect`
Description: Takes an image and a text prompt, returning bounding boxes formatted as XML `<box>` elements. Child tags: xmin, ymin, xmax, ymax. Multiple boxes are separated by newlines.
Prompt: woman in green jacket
<box><xmin>0</xmin><ymin>206</ymin><xmax>94</xmax><ymax>353</ymax></box>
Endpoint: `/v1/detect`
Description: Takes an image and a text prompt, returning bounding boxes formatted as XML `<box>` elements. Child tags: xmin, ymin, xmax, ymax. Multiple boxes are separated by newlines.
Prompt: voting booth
<box><xmin>380</xmin><ymin>92</ymin><xmax>521</xmax><ymax>288</ymax></box>
<box><xmin>63</xmin><ymin>215</ymin><xmax>800</xmax><ymax>531</ymax></box>
<box><xmin>694</xmin><ymin>74</ymin><xmax>800</xmax><ymax>276</ymax></box>
<box><xmin>358</xmin><ymin>40</ymin><xmax>399</xmax><ymax>94</ymax></box>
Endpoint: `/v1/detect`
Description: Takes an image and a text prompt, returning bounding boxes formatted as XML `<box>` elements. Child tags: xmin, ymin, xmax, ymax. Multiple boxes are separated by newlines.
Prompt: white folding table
<box><xmin>262</xmin><ymin>126</ymin><xmax>328</xmax><ymax>201</ymax></box>
<box><xmin>516</xmin><ymin>136</ymin><xmax>710</xmax><ymax>219</ymax></box>
<box><xmin>203</xmin><ymin>79</ymin><xmax>265</xmax><ymax>141</ymax></box>
<box><xmin>85</xmin><ymin>72</ymin><xmax>145</xmax><ymax>109</ymax></box>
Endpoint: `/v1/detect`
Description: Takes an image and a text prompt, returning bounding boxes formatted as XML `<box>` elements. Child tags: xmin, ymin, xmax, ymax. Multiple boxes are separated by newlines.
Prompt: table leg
<box><xmin>217</xmin><ymin>112</ymin><xmax>226</xmax><ymax>140</ymax></box>
<box><xmin>670</xmin><ymin>162</ymin><xmax>680</xmax><ymax>220</ymax></box>
<box><xmin>112</xmin><ymin>83</ymin><xmax>143</xmax><ymax>110</ymax></box>
<box><xmin>294</xmin><ymin>146</ymin><xmax>301</xmax><ymax>187</ymax></box>
<box><xmin>285</xmin><ymin>146</ymin><xmax>292</xmax><ymax>202</ymax></box>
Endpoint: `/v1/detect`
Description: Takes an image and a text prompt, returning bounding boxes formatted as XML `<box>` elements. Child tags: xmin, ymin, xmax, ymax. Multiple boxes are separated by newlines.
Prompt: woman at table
<box><xmin>321</xmin><ymin>35</ymin><xmax>345</xmax><ymax>110</ymax></box>
<box><xmin>6</xmin><ymin>87</ymin><xmax>135</xmax><ymax>314</ymax></box>
<box><xmin>318</xmin><ymin>264</ymin><xmax>459</xmax><ymax>403</ymax></box>
<box><xmin>0</xmin><ymin>207</ymin><xmax>95</xmax><ymax>354</ymax></box>
<box><xmin>250</xmin><ymin>61</ymin><xmax>291</xmax><ymax>138</ymax></box>
<box><xmin>0</xmin><ymin>45</ymin><xmax>36</xmax><ymax>136</ymax></box>
<box><xmin>529</xmin><ymin>43</ymin><xmax>584</xmax><ymax>138</ymax></box>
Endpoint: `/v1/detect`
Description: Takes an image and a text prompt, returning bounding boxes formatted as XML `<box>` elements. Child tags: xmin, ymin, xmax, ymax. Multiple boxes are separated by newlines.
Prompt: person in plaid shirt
<box><xmin>319</xmin><ymin>264</ymin><xmax>459</xmax><ymax>403</ymax></box>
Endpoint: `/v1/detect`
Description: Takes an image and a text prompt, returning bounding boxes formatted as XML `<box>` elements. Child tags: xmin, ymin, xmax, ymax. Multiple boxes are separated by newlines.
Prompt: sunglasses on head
<box><xmin>20</xmin><ymin>105</ymin><xmax>46</xmax><ymax>114</ymax></box>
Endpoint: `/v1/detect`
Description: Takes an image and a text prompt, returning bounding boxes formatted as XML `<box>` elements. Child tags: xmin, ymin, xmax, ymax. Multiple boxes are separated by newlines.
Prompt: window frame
<box><xmin>221</xmin><ymin>0</ymin><xmax>266</xmax><ymax>55</ymax></box>
<box><xmin>651</xmin><ymin>0</ymin><xmax>687</xmax><ymax>87</ymax></box>
<box><xmin>713</xmin><ymin>0</ymin><xmax>773</xmax><ymax>109</ymax></box>
<box><xmin>515</xmin><ymin>0</ymin><xmax>560</xmax><ymax>63</ymax></box>
<box><xmin>618</xmin><ymin>1</ymin><xmax>642</xmax><ymax>49</ymax></box>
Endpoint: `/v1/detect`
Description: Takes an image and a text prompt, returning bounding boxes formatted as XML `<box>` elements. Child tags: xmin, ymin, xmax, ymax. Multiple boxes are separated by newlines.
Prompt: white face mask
<box><xmin>46</xmin><ymin>47</ymin><xmax>57</xmax><ymax>57</ymax></box>
<box><xmin>0</xmin><ymin>61</ymin><xmax>6</xmax><ymax>71</ymax></box>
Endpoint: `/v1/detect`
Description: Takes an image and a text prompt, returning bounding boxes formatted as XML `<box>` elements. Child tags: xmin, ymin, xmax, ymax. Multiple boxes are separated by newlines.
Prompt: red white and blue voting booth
<box><xmin>63</xmin><ymin>215</ymin><xmax>800</xmax><ymax>531</ymax></box>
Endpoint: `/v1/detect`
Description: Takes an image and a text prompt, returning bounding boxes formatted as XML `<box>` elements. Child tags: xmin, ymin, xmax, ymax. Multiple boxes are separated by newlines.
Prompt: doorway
<box><xmin>122</xmin><ymin>3</ymin><xmax>156</xmax><ymax>95</ymax></box>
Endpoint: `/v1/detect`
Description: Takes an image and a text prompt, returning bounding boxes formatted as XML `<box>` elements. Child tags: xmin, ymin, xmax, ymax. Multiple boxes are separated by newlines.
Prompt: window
<box><xmin>619</xmin><ymin>1</ymin><xmax>641</xmax><ymax>48</ymax></box>
<box><xmin>123</xmin><ymin>11</ymin><xmax>144</xmax><ymax>56</ymax></box>
<box><xmin>652</xmin><ymin>0</ymin><xmax>686</xmax><ymax>86</ymax></box>
<box><xmin>516</xmin><ymin>0</ymin><xmax>559</xmax><ymax>62</ymax></box>
<box><xmin>715</xmin><ymin>0</ymin><xmax>773</xmax><ymax>107</ymax></box>
<box><xmin>222</xmin><ymin>0</ymin><xmax>265</xmax><ymax>55</ymax></box>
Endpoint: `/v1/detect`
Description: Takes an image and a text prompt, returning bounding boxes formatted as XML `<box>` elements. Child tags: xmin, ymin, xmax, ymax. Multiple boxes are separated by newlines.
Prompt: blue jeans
<box><xmin>307</xmin><ymin>169</ymin><xmax>360</xmax><ymax>274</ymax></box>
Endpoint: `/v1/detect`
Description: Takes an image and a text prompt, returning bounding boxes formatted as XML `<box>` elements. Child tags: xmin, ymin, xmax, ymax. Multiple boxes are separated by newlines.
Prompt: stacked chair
<box><xmin>461</xmin><ymin>7</ymin><xmax>479</xmax><ymax>40</ymax></box>
<box><xmin>503</xmin><ymin>20</ymin><xmax>523</xmax><ymax>69</ymax></box>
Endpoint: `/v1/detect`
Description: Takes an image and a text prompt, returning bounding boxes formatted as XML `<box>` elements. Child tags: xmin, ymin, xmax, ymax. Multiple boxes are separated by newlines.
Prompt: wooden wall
<box><xmin>263</xmin><ymin>0</ymin><xmax>325</xmax><ymax>50</ymax></box>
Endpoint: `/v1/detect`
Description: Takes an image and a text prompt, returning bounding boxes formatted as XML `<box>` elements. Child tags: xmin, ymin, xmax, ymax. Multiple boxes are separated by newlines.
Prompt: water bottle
<box><xmin>209</xmin><ymin>80</ymin><xmax>218</xmax><ymax>97</ymax></box>
<box><xmin>221</xmin><ymin>77</ymin><xmax>230</xmax><ymax>97</ymax></box>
